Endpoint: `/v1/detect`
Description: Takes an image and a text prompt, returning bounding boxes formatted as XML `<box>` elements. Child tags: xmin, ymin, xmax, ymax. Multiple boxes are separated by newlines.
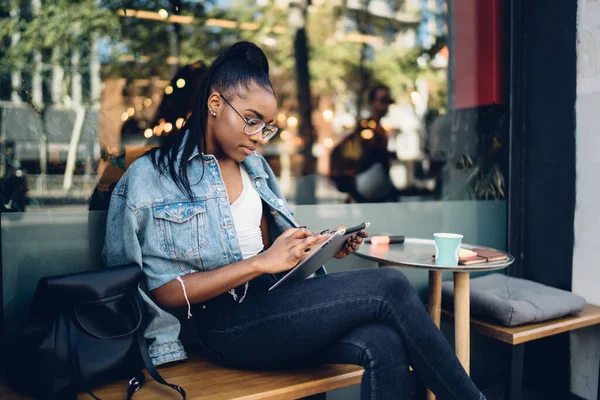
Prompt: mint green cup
<box><xmin>434</xmin><ymin>233</ymin><xmax>464</xmax><ymax>266</ymax></box>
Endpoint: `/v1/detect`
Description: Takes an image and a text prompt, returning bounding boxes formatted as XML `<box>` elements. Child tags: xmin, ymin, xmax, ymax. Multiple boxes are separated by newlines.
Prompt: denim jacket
<box><xmin>103</xmin><ymin>143</ymin><xmax>303</xmax><ymax>365</ymax></box>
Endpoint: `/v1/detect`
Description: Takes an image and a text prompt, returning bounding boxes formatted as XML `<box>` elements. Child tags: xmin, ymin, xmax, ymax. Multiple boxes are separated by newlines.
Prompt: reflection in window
<box><xmin>0</xmin><ymin>0</ymin><xmax>508</xmax><ymax>210</ymax></box>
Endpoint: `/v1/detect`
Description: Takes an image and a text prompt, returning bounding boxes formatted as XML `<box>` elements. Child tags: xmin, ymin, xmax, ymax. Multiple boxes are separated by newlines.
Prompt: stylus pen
<box><xmin>365</xmin><ymin>235</ymin><xmax>405</xmax><ymax>245</ymax></box>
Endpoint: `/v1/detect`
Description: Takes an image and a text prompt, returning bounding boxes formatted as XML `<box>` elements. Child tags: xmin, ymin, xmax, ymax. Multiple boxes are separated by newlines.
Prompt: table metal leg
<box><xmin>427</xmin><ymin>271</ymin><xmax>443</xmax><ymax>400</ymax></box>
<box><xmin>507</xmin><ymin>344</ymin><xmax>524</xmax><ymax>400</ymax></box>
<box><xmin>454</xmin><ymin>272</ymin><xmax>470</xmax><ymax>374</ymax></box>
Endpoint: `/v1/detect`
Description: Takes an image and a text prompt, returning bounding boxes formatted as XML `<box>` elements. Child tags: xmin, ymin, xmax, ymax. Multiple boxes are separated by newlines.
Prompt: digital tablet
<box><xmin>268</xmin><ymin>222</ymin><xmax>370</xmax><ymax>291</ymax></box>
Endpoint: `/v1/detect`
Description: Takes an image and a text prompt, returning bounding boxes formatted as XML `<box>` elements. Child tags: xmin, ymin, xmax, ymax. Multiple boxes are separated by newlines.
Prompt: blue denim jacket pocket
<box><xmin>153</xmin><ymin>200</ymin><xmax>207</xmax><ymax>261</ymax></box>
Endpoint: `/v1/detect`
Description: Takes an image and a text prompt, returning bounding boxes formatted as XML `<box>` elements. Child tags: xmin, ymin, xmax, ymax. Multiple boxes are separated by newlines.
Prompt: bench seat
<box><xmin>441</xmin><ymin>303</ymin><xmax>600</xmax><ymax>400</ymax></box>
<box><xmin>441</xmin><ymin>303</ymin><xmax>600</xmax><ymax>345</ymax></box>
<box><xmin>0</xmin><ymin>352</ymin><xmax>364</xmax><ymax>400</ymax></box>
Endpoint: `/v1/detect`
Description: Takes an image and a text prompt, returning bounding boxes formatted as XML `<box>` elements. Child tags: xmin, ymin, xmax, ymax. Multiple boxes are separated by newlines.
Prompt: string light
<box><xmin>165</xmin><ymin>85</ymin><xmax>174</xmax><ymax>95</ymax></box>
<box><xmin>144</xmin><ymin>129</ymin><xmax>153</xmax><ymax>138</ymax></box>
<box><xmin>115</xmin><ymin>9</ymin><xmax>285</xmax><ymax>32</ymax></box>
<box><xmin>360</xmin><ymin>129</ymin><xmax>374</xmax><ymax>140</ymax></box>
<box><xmin>277</xmin><ymin>113</ymin><xmax>287</xmax><ymax>123</ymax></box>
<box><xmin>323</xmin><ymin>138</ymin><xmax>334</xmax><ymax>148</ymax></box>
<box><xmin>368</xmin><ymin>120</ymin><xmax>377</xmax><ymax>129</ymax></box>
<box><xmin>176</xmin><ymin>78</ymin><xmax>186</xmax><ymax>88</ymax></box>
<box><xmin>127</xmin><ymin>107</ymin><xmax>135</xmax><ymax>117</ymax></box>
<box><xmin>280</xmin><ymin>130</ymin><xmax>290</xmax><ymax>140</ymax></box>
<box><xmin>322</xmin><ymin>109</ymin><xmax>333</xmax><ymax>121</ymax></box>
<box><xmin>121</xmin><ymin>112</ymin><xmax>129</xmax><ymax>122</ymax></box>
<box><xmin>164</xmin><ymin>122</ymin><xmax>173</xmax><ymax>133</ymax></box>
<box><xmin>176</xmin><ymin>118</ymin><xmax>185</xmax><ymax>129</ymax></box>
<box><xmin>144</xmin><ymin>98</ymin><xmax>152</xmax><ymax>107</ymax></box>
<box><xmin>287</xmin><ymin>116</ymin><xmax>298</xmax><ymax>127</ymax></box>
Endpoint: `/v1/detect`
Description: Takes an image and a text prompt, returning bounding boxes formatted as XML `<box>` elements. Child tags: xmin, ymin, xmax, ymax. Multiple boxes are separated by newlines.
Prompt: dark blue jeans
<box><xmin>194</xmin><ymin>268</ymin><xmax>484</xmax><ymax>400</ymax></box>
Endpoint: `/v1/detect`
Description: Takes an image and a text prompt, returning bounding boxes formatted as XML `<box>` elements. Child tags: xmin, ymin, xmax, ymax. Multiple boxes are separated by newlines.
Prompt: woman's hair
<box><xmin>150</xmin><ymin>41</ymin><xmax>274</xmax><ymax>199</ymax></box>
<box><xmin>150</xmin><ymin>61</ymin><xmax>209</xmax><ymax>142</ymax></box>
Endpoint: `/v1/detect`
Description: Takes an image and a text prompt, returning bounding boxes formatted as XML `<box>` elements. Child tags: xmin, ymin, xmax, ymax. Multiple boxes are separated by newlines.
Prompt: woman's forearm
<box><xmin>151</xmin><ymin>255</ymin><xmax>265</xmax><ymax>309</ymax></box>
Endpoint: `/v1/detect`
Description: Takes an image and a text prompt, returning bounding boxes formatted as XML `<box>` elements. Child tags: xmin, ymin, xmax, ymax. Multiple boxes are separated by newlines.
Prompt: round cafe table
<box><xmin>355</xmin><ymin>238</ymin><xmax>514</xmax><ymax>400</ymax></box>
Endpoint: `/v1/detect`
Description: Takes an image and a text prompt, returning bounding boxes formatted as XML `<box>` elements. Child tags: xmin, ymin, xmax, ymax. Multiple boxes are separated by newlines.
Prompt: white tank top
<box><xmin>230</xmin><ymin>165</ymin><xmax>264</xmax><ymax>259</ymax></box>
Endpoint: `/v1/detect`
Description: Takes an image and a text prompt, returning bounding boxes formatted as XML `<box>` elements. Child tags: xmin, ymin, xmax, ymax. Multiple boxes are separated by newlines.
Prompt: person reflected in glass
<box><xmin>330</xmin><ymin>85</ymin><xmax>398</xmax><ymax>203</ymax></box>
<box><xmin>104</xmin><ymin>42</ymin><xmax>487</xmax><ymax>400</ymax></box>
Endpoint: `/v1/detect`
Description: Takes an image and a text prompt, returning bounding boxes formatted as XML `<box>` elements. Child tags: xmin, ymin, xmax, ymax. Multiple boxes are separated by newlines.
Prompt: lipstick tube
<box><xmin>366</xmin><ymin>235</ymin><xmax>405</xmax><ymax>245</ymax></box>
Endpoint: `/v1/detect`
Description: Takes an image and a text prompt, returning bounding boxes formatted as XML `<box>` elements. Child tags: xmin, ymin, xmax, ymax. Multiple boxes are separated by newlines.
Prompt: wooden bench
<box><xmin>0</xmin><ymin>350</ymin><xmax>363</xmax><ymax>399</ymax></box>
<box><xmin>442</xmin><ymin>303</ymin><xmax>600</xmax><ymax>400</ymax></box>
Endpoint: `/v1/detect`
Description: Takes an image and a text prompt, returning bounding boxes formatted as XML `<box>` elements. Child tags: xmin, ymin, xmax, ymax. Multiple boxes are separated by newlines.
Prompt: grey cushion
<box><xmin>441</xmin><ymin>273</ymin><xmax>586</xmax><ymax>327</ymax></box>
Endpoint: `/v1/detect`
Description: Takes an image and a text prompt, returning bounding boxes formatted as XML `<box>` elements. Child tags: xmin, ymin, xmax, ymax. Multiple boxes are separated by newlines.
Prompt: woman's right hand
<box><xmin>255</xmin><ymin>228</ymin><xmax>330</xmax><ymax>274</ymax></box>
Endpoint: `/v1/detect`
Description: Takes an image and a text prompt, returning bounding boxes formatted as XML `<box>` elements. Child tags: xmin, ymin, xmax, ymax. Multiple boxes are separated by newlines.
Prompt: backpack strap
<box><xmin>68</xmin><ymin>315</ymin><xmax>101</xmax><ymax>400</ymax></box>
<box><xmin>133</xmin><ymin>293</ymin><xmax>186</xmax><ymax>399</ymax></box>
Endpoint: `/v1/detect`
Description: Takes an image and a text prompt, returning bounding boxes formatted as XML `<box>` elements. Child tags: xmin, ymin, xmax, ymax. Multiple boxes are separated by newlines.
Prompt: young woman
<box><xmin>104</xmin><ymin>42</ymin><xmax>486</xmax><ymax>400</ymax></box>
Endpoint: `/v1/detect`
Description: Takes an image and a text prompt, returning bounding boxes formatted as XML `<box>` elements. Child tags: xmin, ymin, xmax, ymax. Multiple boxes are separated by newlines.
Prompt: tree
<box><xmin>306</xmin><ymin>2</ymin><xmax>362</xmax><ymax>96</ymax></box>
<box><xmin>0</xmin><ymin>0</ymin><xmax>118</xmax><ymax>177</ymax></box>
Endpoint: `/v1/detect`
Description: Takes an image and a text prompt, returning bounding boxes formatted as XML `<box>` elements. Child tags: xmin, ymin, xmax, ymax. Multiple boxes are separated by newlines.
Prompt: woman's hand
<box><xmin>333</xmin><ymin>225</ymin><xmax>369</xmax><ymax>259</ymax></box>
<box><xmin>255</xmin><ymin>227</ymin><xmax>330</xmax><ymax>274</ymax></box>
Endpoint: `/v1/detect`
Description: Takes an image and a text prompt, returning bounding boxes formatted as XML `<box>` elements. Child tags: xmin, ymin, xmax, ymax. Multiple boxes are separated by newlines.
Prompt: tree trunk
<box><xmin>10</xmin><ymin>4</ymin><xmax>22</xmax><ymax>105</ymax></box>
<box><xmin>63</xmin><ymin>107</ymin><xmax>85</xmax><ymax>191</ymax></box>
<box><xmin>291</xmin><ymin>1</ymin><xmax>317</xmax><ymax>204</ymax></box>
<box><xmin>31</xmin><ymin>0</ymin><xmax>42</xmax><ymax>109</ymax></box>
<box><xmin>32</xmin><ymin>53</ymin><xmax>43</xmax><ymax>110</ymax></box>
<box><xmin>39</xmin><ymin>130</ymin><xmax>48</xmax><ymax>176</ymax></box>
<box><xmin>355</xmin><ymin>0</ymin><xmax>372</xmax><ymax>117</ymax></box>
<box><xmin>167</xmin><ymin>26</ymin><xmax>179</xmax><ymax>76</ymax></box>
<box><xmin>90</xmin><ymin>34</ymin><xmax>101</xmax><ymax>108</ymax></box>
<box><xmin>71</xmin><ymin>49</ymin><xmax>82</xmax><ymax>107</ymax></box>
<box><xmin>32</xmin><ymin>0</ymin><xmax>47</xmax><ymax>175</ymax></box>
<box><xmin>170</xmin><ymin>0</ymin><xmax>183</xmax><ymax>76</ymax></box>
<box><xmin>51</xmin><ymin>47</ymin><xmax>64</xmax><ymax>106</ymax></box>
<box><xmin>356</xmin><ymin>43</ymin><xmax>369</xmax><ymax>115</ymax></box>
<box><xmin>295</xmin><ymin>27</ymin><xmax>316</xmax><ymax>177</ymax></box>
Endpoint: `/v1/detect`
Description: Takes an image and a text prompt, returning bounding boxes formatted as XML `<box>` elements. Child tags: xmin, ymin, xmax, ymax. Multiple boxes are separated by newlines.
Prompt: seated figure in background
<box><xmin>329</xmin><ymin>84</ymin><xmax>397</xmax><ymax>203</ymax></box>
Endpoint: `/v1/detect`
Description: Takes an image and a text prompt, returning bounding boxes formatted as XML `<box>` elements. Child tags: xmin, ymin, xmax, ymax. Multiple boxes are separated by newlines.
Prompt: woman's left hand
<box><xmin>333</xmin><ymin>225</ymin><xmax>369</xmax><ymax>259</ymax></box>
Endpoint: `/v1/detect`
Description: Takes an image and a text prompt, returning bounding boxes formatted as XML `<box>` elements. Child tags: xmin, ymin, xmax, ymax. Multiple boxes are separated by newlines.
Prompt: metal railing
<box><xmin>26</xmin><ymin>174</ymin><xmax>98</xmax><ymax>199</ymax></box>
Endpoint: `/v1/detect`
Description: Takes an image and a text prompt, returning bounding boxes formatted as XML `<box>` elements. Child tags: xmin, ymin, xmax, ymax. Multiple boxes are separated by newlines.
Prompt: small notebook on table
<box><xmin>432</xmin><ymin>248</ymin><xmax>508</xmax><ymax>265</ymax></box>
<box><xmin>458</xmin><ymin>249</ymin><xmax>508</xmax><ymax>265</ymax></box>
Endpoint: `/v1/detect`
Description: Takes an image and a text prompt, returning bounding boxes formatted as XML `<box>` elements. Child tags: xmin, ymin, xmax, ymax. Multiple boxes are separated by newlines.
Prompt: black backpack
<box><xmin>6</xmin><ymin>264</ymin><xmax>186</xmax><ymax>400</ymax></box>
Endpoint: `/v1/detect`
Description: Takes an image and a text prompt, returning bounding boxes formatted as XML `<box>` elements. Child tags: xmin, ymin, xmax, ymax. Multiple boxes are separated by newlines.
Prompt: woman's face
<box><xmin>206</xmin><ymin>82</ymin><xmax>277</xmax><ymax>163</ymax></box>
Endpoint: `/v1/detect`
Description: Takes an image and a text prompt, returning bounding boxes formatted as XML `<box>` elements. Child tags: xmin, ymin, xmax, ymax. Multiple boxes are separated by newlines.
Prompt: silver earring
<box><xmin>210</xmin><ymin>109</ymin><xmax>216</xmax><ymax>117</ymax></box>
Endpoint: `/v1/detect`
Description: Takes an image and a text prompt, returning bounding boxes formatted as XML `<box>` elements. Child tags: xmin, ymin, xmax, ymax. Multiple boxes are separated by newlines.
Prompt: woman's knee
<box><xmin>342</xmin><ymin>323</ymin><xmax>409</xmax><ymax>370</ymax></box>
<box><xmin>329</xmin><ymin>268</ymin><xmax>418</xmax><ymax>307</ymax></box>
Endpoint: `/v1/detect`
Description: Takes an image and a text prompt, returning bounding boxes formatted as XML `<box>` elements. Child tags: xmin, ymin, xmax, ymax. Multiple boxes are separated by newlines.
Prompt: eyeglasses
<box><xmin>219</xmin><ymin>94</ymin><xmax>279</xmax><ymax>141</ymax></box>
